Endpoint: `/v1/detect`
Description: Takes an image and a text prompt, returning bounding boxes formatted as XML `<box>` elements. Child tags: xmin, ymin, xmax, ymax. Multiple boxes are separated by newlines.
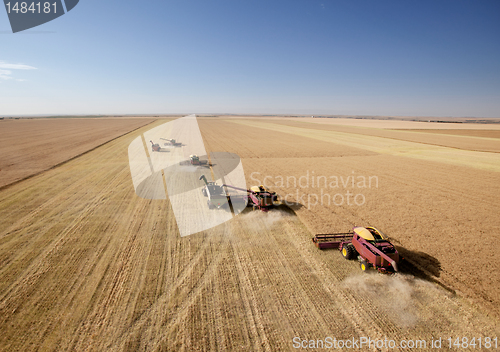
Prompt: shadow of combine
<box><xmin>198</xmin><ymin>163</ymin><xmax>214</xmax><ymax>169</ymax></box>
<box><xmin>398</xmin><ymin>248</ymin><xmax>441</xmax><ymax>277</ymax></box>
<box><xmin>225</xmin><ymin>201</ymin><xmax>304</xmax><ymax>217</ymax></box>
<box><xmin>396</xmin><ymin>247</ymin><xmax>455</xmax><ymax>294</ymax></box>
<box><xmin>277</xmin><ymin>201</ymin><xmax>304</xmax><ymax>213</ymax></box>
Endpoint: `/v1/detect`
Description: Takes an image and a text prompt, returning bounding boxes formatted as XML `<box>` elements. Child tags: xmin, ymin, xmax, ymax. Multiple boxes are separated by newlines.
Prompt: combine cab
<box><xmin>312</xmin><ymin>227</ymin><xmax>400</xmax><ymax>273</ymax></box>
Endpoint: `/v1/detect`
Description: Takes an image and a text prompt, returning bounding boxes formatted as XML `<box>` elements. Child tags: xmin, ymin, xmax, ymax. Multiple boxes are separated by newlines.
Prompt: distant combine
<box><xmin>160</xmin><ymin>138</ymin><xmax>182</xmax><ymax>147</ymax></box>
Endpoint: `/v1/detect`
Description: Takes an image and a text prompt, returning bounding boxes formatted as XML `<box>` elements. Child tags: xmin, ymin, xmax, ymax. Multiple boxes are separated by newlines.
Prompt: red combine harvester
<box><xmin>190</xmin><ymin>154</ymin><xmax>201</xmax><ymax>165</ymax></box>
<box><xmin>223</xmin><ymin>184</ymin><xmax>280</xmax><ymax>211</ymax></box>
<box><xmin>312</xmin><ymin>227</ymin><xmax>400</xmax><ymax>273</ymax></box>
<box><xmin>179</xmin><ymin>155</ymin><xmax>208</xmax><ymax>166</ymax></box>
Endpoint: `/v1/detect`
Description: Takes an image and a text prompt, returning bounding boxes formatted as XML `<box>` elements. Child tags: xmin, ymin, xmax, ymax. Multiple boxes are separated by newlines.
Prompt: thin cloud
<box><xmin>0</xmin><ymin>61</ymin><xmax>37</xmax><ymax>80</ymax></box>
<box><xmin>0</xmin><ymin>62</ymin><xmax>36</xmax><ymax>70</ymax></box>
<box><xmin>0</xmin><ymin>69</ymin><xmax>13</xmax><ymax>80</ymax></box>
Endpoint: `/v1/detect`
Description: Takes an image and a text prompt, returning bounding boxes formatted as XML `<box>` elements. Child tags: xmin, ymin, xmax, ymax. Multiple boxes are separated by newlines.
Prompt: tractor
<box><xmin>312</xmin><ymin>226</ymin><xmax>401</xmax><ymax>273</ymax></box>
<box><xmin>199</xmin><ymin>175</ymin><xmax>229</xmax><ymax>209</ymax></box>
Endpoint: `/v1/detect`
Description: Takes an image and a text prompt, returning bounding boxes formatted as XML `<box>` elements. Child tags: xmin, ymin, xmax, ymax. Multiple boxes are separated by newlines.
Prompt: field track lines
<box><xmin>67</xmin><ymin>195</ymin><xmax>165</xmax><ymax>350</ymax></box>
<box><xmin>1</xmin><ymin>117</ymin><xmax>499</xmax><ymax>351</ymax></box>
<box><xmin>228</xmin><ymin>235</ymin><xmax>273</xmax><ymax>352</ymax></box>
<box><xmin>249</xmin><ymin>223</ymin><xmax>334</xmax><ymax>335</ymax></box>
<box><xmin>0</xmin><ymin>182</ymin><xmax>115</xmax><ymax>306</ymax></box>
<box><xmin>54</xmin><ymin>182</ymin><xmax>152</xmax><ymax>348</ymax></box>
<box><xmin>147</xmin><ymin>232</ymin><xmax>231</xmax><ymax>351</ymax></box>
<box><xmin>110</xmin><ymin>233</ymin><xmax>214</xmax><ymax>347</ymax></box>
<box><xmin>0</xmin><ymin>164</ymin><xmax>129</xmax><ymax>296</ymax></box>
<box><xmin>0</xmin><ymin>120</ymin><xmax>169</xmax><ymax>351</ymax></box>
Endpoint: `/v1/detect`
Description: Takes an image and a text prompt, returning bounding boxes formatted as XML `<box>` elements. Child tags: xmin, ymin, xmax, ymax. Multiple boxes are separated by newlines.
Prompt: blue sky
<box><xmin>1</xmin><ymin>0</ymin><xmax>499</xmax><ymax>117</ymax></box>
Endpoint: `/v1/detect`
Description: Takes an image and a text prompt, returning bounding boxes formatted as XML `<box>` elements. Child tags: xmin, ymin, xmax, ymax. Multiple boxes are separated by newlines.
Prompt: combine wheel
<box><xmin>207</xmin><ymin>200</ymin><xmax>215</xmax><ymax>209</ymax></box>
<box><xmin>341</xmin><ymin>244</ymin><xmax>356</xmax><ymax>260</ymax></box>
<box><xmin>359</xmin><ymin>260</ymin><xmax>370</xmax><ymax>272</ymax></box>
<box><xmin>202</xmin><ymin>188</ymin><xmax>207</xmax><ymax>197</ymax></box>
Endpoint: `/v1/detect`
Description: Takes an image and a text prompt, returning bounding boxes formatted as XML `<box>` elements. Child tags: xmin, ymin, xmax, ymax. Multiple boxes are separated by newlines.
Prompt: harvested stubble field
<box><xmin>0</xmin><ymin>117</ymin><xmax>499</xmax><ymax>351</ymax></box>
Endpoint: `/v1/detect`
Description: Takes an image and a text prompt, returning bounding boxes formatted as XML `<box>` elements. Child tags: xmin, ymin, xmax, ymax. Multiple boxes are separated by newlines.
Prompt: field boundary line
<box><xmin>0</xmin><ymin>119</ymin><xmax>158</xmax><ymax>192</ymax></box>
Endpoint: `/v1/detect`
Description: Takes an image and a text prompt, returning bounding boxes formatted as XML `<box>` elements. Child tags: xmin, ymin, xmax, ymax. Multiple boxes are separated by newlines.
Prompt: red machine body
<box><xmin>312</xmin><ymin>227</ymin><xmax>400</xmax><ymax>273</ymax></box>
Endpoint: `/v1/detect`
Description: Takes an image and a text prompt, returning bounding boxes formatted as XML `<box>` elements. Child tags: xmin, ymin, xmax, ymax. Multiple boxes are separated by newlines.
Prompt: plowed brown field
<box><xmin>0</xmin><ymin>117</ymin><xmax>499</xmax><ymax>351</ymax></box>
<box><xmin>0</xmin><ymin>118</ymin><xmax>156</xmax><ymax>188</ymax></box>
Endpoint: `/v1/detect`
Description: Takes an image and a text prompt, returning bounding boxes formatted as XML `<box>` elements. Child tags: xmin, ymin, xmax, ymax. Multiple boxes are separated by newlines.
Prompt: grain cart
<box><xmin>312</xmin><ymin>226</ymin><xmax>400</xmax><ymax>273</ymax></box>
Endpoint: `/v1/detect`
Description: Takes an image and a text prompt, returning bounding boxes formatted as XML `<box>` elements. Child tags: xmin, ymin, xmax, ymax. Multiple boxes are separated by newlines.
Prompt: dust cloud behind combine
<box><xmin>343</xmin><ymin>274</ymin><xmax>438</xmax><ymax>329</ymax></box>
<box><xmin>237</xmin><ymin>208</ymin><xmax>293</xmax><ymax>234</ymax></box>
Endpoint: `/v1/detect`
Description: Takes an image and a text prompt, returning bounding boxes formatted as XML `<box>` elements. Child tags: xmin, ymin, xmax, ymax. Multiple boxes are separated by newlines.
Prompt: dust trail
<box><xmin>237</xmin><ymin>209</ymin><xmax>292</xmax><ymax>233</ymax></box>
<box><xmin>176</xmin><ymin>165</ymin><xmax>199</xmax><ymax>173</ymax></box>
<box><xmin>342</xmin><ymin>274</ymin><xmax>438</xmax><ymax>329</ymax></box>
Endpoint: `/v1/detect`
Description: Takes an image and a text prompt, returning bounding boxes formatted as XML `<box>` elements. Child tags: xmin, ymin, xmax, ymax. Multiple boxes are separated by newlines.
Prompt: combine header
<box><xmin>313</xmin><ymin>227</ymin><xmax>400</xmax><ymax>273</ymax></box>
